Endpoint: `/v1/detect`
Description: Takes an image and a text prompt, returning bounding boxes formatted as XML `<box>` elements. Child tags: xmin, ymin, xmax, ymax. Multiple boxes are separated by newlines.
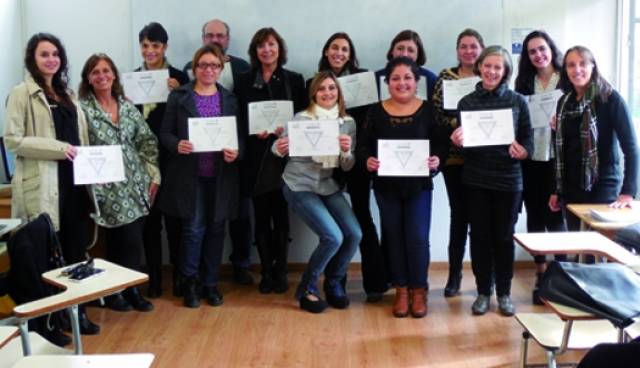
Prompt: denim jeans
<box><xmin>283</xmin><ymin>185</ymin><xmax>362</xmax><ymax>300</ymax></box>
<box><xmin>374</xmin><ymin>189</ymin><xmax>432</xmax><ymax>289</ymax></box>
<box><xmin>180</xmin><ymin>177</ymin><xmax>226</xmax><ymax>286</ymax></box>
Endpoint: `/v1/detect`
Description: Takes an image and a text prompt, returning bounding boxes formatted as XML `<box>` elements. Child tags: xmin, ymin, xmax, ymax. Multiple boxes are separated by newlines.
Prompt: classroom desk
<box><xmin>12</xmin><ymin>259</ymin><xmax>148</xmax><ymax>356</ymax></box>
<box><xmin>0</xmin><ymin>326</ymin><xmax>18</xmax><ymax>349</ymax></box>
<box><xmin>11</xmin><ymin>353</ymin><xmax>155</xmax><ymax>368</ymax></box>
<box><xmin>566</xmin><ymin>202</ymin><xmax>640</xmax><ymax>238</ymax></box>
<box><xmin>514</xmin><ymin>231</ymin><xmax>640</xmax><ymax>266</ymax></box>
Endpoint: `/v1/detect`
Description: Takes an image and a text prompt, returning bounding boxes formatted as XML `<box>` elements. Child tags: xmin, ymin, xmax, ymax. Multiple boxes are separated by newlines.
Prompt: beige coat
<box><xmin>3</xmin><ymin>75</ymin><xmax>93</xmax><ymax>230</ymax></box>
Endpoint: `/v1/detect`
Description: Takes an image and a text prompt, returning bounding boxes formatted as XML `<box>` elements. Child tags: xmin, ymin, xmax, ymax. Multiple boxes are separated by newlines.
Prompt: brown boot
<box><xmin>392</xmin><ymin>287</ymin><xmax>409</xmax><ymax>318</ymax></box>
<box><xmin>410</xmin><ymin>288</ymin><xmax>427</xmax><ymax>318</ymax></box>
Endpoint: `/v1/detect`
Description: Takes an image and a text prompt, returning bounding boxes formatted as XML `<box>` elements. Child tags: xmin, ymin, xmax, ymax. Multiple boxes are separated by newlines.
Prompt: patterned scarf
<box><xmin>554</xmin><ymin>82</ymin><xmax>599</xmax><ymax>194</ymax></box>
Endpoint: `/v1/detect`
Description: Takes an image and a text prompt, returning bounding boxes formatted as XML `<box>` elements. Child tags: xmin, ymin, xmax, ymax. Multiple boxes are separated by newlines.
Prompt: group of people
<box><xmin>4</xmin><ymin>16</ymin><xmax>637</xmax><ymax>342</ymax></box>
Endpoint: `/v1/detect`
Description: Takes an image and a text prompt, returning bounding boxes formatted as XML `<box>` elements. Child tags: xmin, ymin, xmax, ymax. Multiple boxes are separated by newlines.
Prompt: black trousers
<box><xmin>442</xmin><ymin>165</ymin><xmax>470</xmax><ymax>275</ymax></box>
<box><xmin>143</xmin><ymin>206</ymin><xmax>181</xmax><ymax>271</ymax></box>
<box><xmin>521</xmin><ymin>160</ymin><xmax>567</xmax><ymax>264</ymax></box>
<box><xmin>467</xmin><ymin>186</ymin><xmax>521</xmax><ymax>296</ymax></box>
<box><xmin>253</xmin><ymin>189</ymin><xmax>289</xmax><ymax>275</ymax></box>
<box><xmin>347</xmin><ymin>167</ymin><xmax>388</xmax><ymax>294</ymax></box>
<box><xmin>228</xmin><ymin>196</ymin><xmax>252</xmax><ymax>270</ymax></box>
<box><xmin>105</xmin><ymin>218</ymin><xmax>145</xmax><ymax>271</ymax></box>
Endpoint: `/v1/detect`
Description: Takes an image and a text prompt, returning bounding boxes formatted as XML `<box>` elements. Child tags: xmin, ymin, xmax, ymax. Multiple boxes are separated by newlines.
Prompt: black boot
<box><xmin>77</xmin><ymin>304</ymin><xmax>100</xmax><ymax>335</ymax></box>
<box><xmin>172</xmin><ymin>267</ymin><xmax>183</xmax><ymax>297</ymax></box>
<box><xmin>255</xmin><ymin>234</ymin><xmax>274</xmax><ymax>294</ymax></box>
<box><xmin>272</xmin><ymin>232</ymin><xmax>290</xmax><ymax>294</ymax></box>
<box><xmin>444</xmin><ymin>271</ymin><xmax>462</xmax><ymax>297</ymax></box>
<box><xmin>532</xmin><ymin>272</ymin><xmax>544</xmax><ymax>305</ymax></box>
<box><xmin>183</xmin><ymin>276</ymin><xmax>200</xmax><ymax>308</ymax></box>
<box><xmin>146</xmin><ymin>266</ymin><xmax>162</xmax><ymax>298</ymax></box>
<box><xmin>123</xmin><ymin>287</ymin><xmax>154</xmax><ymax>312</ymax></box>
<box><xmin>105</xmin><ymin>292</ymin><xmax>133</xmax><ymax>312</ymax></box>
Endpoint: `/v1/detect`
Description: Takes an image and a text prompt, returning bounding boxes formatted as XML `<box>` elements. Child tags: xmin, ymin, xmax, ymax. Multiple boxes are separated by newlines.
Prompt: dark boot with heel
<box><xmin>123</xmin><ymin>287</ymin><xmax>154</xmax><ymax>312</ymax></box>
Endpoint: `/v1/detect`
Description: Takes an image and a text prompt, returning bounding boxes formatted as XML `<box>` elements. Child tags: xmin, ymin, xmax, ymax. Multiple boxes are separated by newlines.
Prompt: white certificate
<box><xmin>248</xmin><ymin>100</ymin><xmax>293</xmax><ymax>135</ymax></box>
<box><xmin>121</xmin><ymin>70</ymin><xmax>170</xmax><ymax>104</ymax></box>
<box><xmin>338</xmin><ymin>71</ymin><xmax>379</xmax><ymax>109</ymax></box>
<box><xmin>188</xmin><ymin>116</ymin><xmax>238</xmax><ymax>152</ymax></box>
<box><xmin>287</xmin><ymin>120</ymin><xmax>340</xmax><ymax>157</ymax></box>
<box><xmin>460</xmin><ymin>109</ymin><xmax>515</xmax><ymax>147</ymax></box>
<box><xmin>528</xmin><ymin>89</ymin><xmax>563</xmax><ymax>129</ymax></box>
<box><xmin>379</xmin><ymin>75</ymin><xmax>428</xmax><ymax>101</ymax></box>
<box><xmin>73</xmin><ymin>145</ymin><xmax>125</xmax><ymax>185</ymax></box>
<box><xmin>377</xmin><ymin>140</ymin><xmax>430</xmax><ymax>177</ymax></box>
<box><xmin>442</xmin><ymin>76</ymin><xmax>481</xmax><ymax>109</ymax></box>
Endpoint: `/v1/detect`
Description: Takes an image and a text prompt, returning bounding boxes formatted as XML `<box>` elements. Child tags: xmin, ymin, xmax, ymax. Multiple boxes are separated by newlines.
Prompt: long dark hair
<box><xmin>24</xmin><ymin>33</ymin><xmax>72</xmax><ymax>107</ymax></box>
<box><xmin>559</xmin><ymin>46</ymin><xmax>612</xmax><ymax>102</ymax></box>
<box><xmin>78</xmin><ymin>53</ymin><xmax>125</xmax><ymax>100</ymax></box>
<box><xmin>317</xmin><ymin>32</ymin><xmax>360</xmax><ymax>75</ymax></box>
<box><xmin>514</xmin><ymin>30</ymin><xmax>563</xmax><ymax>95</ymax></box>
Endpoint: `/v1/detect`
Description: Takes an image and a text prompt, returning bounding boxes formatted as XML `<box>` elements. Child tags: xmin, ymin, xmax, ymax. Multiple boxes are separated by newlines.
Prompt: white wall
<box><xmin>0</xmin><ymin>0</ymin><xmax>24</xmax><ymax>131</ymax></box>
<box><xmin>4</xmin><ymin>0</ymin><xmax>620</xmax><ymax>264</ymax></box>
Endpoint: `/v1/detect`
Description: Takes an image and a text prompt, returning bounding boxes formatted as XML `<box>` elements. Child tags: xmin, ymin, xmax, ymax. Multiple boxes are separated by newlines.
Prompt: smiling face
<box><xmin>527</xmin><ymin>37</ymin><xmax>552</xmax><ymax>71</ymax></box>
<box><xmin>479</xmin><ymin>54</ymin><xmax>505</xmax><ymax>91</ymax></box>
<box><xmin>34</xmin><ymin>41</ymin><xmax>60</xmax><ymax>79</ymax></box>
<box><xmin>388</xmin><ymin>64</ymin><xmax>417</xmax><ymax>103</ymax></box>
<box><xmin>565</xmin><ymin>50</ymin><xmax>593</xmax><ymax>91</ymax></box>
<box><xmin>391</xmin><ymin>40</ymin><xmax>419</xmax><ymax>62</ymax></box>
<box><xmin>457</xmin><ymin>36</ymin><xmax>482</xmax><ymax>69</ymax></box>
<box><xmin>140</xmin><ymin>38</ymin><xmax>167</xmax><ymax>69</ymax></box>
<box><xmin>314</xmin><ymin>77</ymin><xmax>339</xmax><ymax>110</ymax></box>
<box><xmin>194</xmin><ymin>52</ymin><xmax>222</xmax><ymax>87</ymax></box>
<box><xmin>324</xmin><ymin>38</ymin><xmax>350</xmax><ymax>74</ymax></box>
<box><xmin>88</xmin><ymin>59</ymin><xmax>115</xmax><ymax>94</ymax></box>
<box><xmin>257</xmin><ymin>35</ymin><xmax>280</xmax><ymax>68</ymax></box>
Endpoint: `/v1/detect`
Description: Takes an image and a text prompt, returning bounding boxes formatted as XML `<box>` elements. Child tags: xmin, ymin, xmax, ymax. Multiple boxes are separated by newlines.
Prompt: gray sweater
<box><xmin>272</xmin><ymin>110</ymin><xmax>356</xmax><ymax>195</ymax></box>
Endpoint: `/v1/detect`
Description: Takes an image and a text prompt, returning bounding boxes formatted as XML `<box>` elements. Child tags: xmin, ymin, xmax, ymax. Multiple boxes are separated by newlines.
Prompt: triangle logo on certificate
<box><xmin>478</xmin><ymin>120</ymin><xmax>496</xmax><ymax>139</ymax></box>
<box><xmin>205</xmin><ymin>126</ymin><xmax>222</xmax><ymax>147</ymax></box>
<box><xmin>138</xmin><ymin>80</ymin><xmax>155</xmax><ymax>96</ymax></box>
<box><xmin>88</xmin><ymin>157</ymin><xmax>106</xmax><ymax>175</ymax></box>
<box><xmin>261</xmin><ymin>109</ymin><xmax>278</xmax><ymax>126</ymax></box>
<box><xmin>394</xmin><ymin>150</ymin><xmax>413</xmax><ymax>168</ymax></box>
<box><xmin>304</xmin><ymin>131</ymin><xmax>323</xmax><ymax>148</ymax></box>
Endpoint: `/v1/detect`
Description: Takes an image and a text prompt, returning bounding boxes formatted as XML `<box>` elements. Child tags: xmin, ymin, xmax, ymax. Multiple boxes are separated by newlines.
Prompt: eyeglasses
<box><xmin>204</xmin><ymin>33</ymin><xmax>227</xmax><ymax>40</ymax></box>
<box><xmin>197</xmin><ymin>62</ymin><xmax>222</xmax><ymax>71</ymax></box>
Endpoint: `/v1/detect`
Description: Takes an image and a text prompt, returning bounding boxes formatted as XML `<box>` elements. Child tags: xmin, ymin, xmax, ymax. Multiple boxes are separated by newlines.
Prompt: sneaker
<box><xmin>471</xmin><ymin>294</ymin><xmax>490</xmax><ymax>315</ymax></box>
<box><xmin>498</xmin><ymin>295</ymin><xmax>515</xmax><ymax>316</ymax></box>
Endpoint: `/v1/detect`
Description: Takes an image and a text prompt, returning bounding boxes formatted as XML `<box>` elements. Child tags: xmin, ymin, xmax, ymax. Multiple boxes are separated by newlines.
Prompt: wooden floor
<box><xmin>81</xmin><ymin>266</ymin><xmax>585</xmax><ymax>367</ymax></box>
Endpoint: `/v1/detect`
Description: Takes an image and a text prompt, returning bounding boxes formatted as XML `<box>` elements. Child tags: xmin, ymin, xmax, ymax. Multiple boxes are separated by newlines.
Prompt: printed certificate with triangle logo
<box><xmin>248</xmin><ymin>100</ymin><xmax>293</xmax><ymax>135</ymax></box>
<box><xmin>121</xmin><ymin>70</ymin><xmax>170</xmax><ymax>104</ymax></box>
<box><xmin>337</xmin><ymin>71</ymin><xmax>379</xmax><ymax>109</ymax></box>
<box><xmin>377</xmin><ymin>139</ymin><xmax>430</xmax><ymax>177</ymax></box>
<box><xmin>528</xmin><ymin>89</ymin><xmax>563</xmax><ymax>129</ymax></box>
<box><xmin>73</xmin><ymin>145</ymin><xmax>125</xmax><ymax>185</ymax></box>
<box><xmin>188</xmin><ymin>116</ymin><xmax>238</xmax><ymax>152</ymax></box>
<box><xmin>460</xmin><ymin>108</ymin><xmax>514</xmax><ymax>147</ymax></box>
<box><xmin>287</xmin><ymin>120</ymin><xmax>340</xmax><ymax>157</ymax></box>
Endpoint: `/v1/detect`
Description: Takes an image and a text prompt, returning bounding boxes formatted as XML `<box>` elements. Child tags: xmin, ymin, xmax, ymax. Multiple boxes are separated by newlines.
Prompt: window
<box><xmin>620</xmin><ymin>0</ymin><xmax>640</xmax><ymax>129</ymax></box>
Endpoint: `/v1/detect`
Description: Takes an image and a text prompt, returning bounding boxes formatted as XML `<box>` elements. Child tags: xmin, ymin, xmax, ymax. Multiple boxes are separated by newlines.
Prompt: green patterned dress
<box><xmin>80</xmin><ymin>94</ymin><xmax>160</xmax><ymax>228</ymax></box>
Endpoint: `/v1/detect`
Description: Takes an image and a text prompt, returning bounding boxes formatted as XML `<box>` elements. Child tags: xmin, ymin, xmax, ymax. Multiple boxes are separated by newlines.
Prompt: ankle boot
<box><xmin>146</xmin><ymin>266</ymin><xmax>162</xmax><ymax>298</ymax></box>
<box><xmin>392</xmin><ymin>287</ymin><xmax>409</xmax><ymax>318</ymax></box>
<box><xmin>77</xmin><ymin>304</ymin><xmax>100</xmax><ymax>335</ymax></box>
<box><xmin>123</xmin><ymin>287</ymin><xmax>154</xmax><ymax>312</ymax></box>
<box><xmin>272</xmin><ymin>232</ymin><xmax>290</xmax><ymax>293</ymax></box>
<box><xmin>410</xmin><ymin>288</ymin><xmax>428</xmax><ymax>318</ymax></box>
<box><xmin>255</xmin><ymin>234</ymin><xmax>274</xmax><ymax>293</ymax></box>
<box><xmin>183</xmin><ymin>276</ymin><xmax>200</xmax><ymax>308</ymax></box>
<box><xmin>444</xmin><ymin>271</ymin><xmax>462</xmax><ymax>297</ymax></box>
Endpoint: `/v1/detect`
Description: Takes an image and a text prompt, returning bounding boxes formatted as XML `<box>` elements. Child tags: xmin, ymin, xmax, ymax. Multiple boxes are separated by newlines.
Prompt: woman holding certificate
<box><xmin>235</xmin><ymin>27</ymin><xmax>306</xmax><ymax>294</ymax></box>
<box><xmin>360</xmin><ymin>57</ymin><xmax>442</xmax><ymax>318</ymax></box>
<box><xmin>158</xmin><ymin>45</ymin><xmax>240</xmax><ymax>308</ymax></box>
<box><xmin>135</xmin><ymin>22</ymin><xmax>189</xmax><ymax>299</ymax></box>
<box><xmin>79</xmin><ymin>53</ymin><xmax>159</xmax><ymax>313</ymax></box>
<box><xmin>374</xmin><ymin>30</ymin><xmax>438</xmax><ymax>100</ymax></box>
<box><xmin>514</xmin><ymin>31</ymin><xmax>567</xmax><ymax>305</ymax></box>
<box><xmin>4</xmin><ymin>33</ymin><xmax>99</xmax><ymax>341</ymax></box>
<box><xmin>549</xmin><ymin>46</ymin><xmax>638</xmax><ymax>226</ymax></box>
<box><xmin>312</xmin><ymin>32</ymin><xmax>389</xmax><ymax>302</ymax></box>
<box><xmin>451</xmin><ymin>46</ymin><xmax>532</xmax><ymax>317</ymax></box>
<box><xmin>432</xmin><ymin>28</ymin><xmax>484</xmax><ymax>298</ymax></box>
<box><xmin>273</xmin><ymin>71</ymin><xmax>361</xmax><ymax>313</ymax></box>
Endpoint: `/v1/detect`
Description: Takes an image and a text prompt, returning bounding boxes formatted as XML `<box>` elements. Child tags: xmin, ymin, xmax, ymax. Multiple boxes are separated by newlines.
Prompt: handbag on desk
<box><xmin>539</xmin><ymin>261</ymin><xmax>640</xmax><ymax>328</ymax></box>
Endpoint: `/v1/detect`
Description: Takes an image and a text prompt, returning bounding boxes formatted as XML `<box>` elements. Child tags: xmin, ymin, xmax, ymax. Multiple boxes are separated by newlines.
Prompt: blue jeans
<box><xmin>374</xmin><ymin>190</ymin><xmax>432</xmax><ymax>288</ymax></box>
<box><xmin>283</xmin><ymin>185</ymin><xmax>362</xmax><ymax>300</ymax></box>
<box><xmin>180</xmin><ymin>177</ymin><xmax>226</xmax><ymax>286</ymax></box>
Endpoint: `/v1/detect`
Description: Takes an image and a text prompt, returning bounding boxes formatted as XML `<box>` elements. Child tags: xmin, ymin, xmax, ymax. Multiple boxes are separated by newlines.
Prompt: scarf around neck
<box><xmin>554</xmin><ymin>81</ymin><xmax>599</xmax><ymax>194</ymax></box>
